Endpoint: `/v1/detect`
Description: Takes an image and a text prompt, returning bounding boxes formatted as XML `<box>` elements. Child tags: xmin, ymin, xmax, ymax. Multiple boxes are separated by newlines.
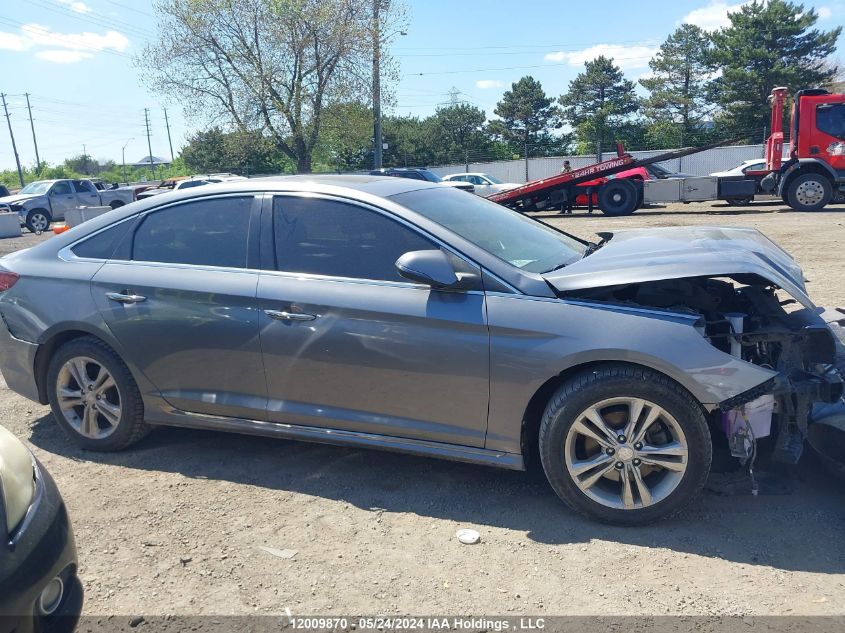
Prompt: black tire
<box><xmin>726</xmin><ymin>196</ymin><xmax>753</xmax><ymax>206</ymax></box>
<box><xmin>539</xmin><ymin>364</ymin><xmax>712</xmax><ymax>526</ymax></box>
<box><xmin>46</xmin><ymin>336</ymin><xmax>151</xmax><ymax>451</ymax></box>
<box><xmin>598</xmin><ymin>179</ymin><xmax>639</xmax><ymax>216</ymax></box>
<box><xmin>25</xmin><ymin>208</ymin><xmax>51</xmax><ymax>234</ymax></box>
<box><xmin>785</xmin><ymin>173</ymin><xmax>833</xmax><ymax>211</ymax></box>
<box><xmin>109</xmin><ymin>200</ymin><xmax>124</xmax><ymax>209</ymax></box>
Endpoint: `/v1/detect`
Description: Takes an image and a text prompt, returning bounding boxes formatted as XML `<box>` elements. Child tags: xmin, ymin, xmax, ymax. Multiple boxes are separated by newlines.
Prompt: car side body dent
<box><xmin>484</xmin><ymin>293</ymin><xmax>777</xmax><ymax>453</ymax></box>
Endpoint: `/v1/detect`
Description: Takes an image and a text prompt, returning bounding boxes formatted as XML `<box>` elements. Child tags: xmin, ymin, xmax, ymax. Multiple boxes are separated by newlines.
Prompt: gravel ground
<box><xmin>1</xmin><ymin>201</ymin><xmax>845</xmax><ymax>618</ymax></box>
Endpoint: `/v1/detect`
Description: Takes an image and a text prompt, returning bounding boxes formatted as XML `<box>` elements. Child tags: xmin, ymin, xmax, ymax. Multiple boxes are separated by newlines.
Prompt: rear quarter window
<box><xmin>71</xmin><ymin>220</ymin><xmax>135</xmax><ymax>260</ymax></box>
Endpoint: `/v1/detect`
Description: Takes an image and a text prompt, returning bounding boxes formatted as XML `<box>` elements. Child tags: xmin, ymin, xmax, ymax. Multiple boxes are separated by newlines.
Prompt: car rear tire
<box><xmin>47</xmin><ymin>336</ymin><xmax>151</xmax><ymax>451</ymax></box>
<box><xmin>598</xmin><ymin>179</ymin><xmax>639</xmax><ymax>216</ymax></box>
<box><xmin>25</xmin><ymin>209</ymin><xmax>51</xmax><ymax>233</ymax></box>
<box><xmin>786</xmin><ymin>173</ymin><xmax>832</xmax><ymax>211</ymax></box>
<box><xmin>538</xmin><ymin>364</ymin><xmax>712</xmax><ymax>525</ymax></box>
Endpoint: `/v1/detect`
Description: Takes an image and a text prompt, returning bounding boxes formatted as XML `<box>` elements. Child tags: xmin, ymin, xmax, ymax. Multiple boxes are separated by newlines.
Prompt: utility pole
<box><xmin>24</xmin><ymin>93</ymin><xmax>41</xmax><ymax>173</ymax></box>
<box><xmin>144</xmin><ymin>108</ymin><xmax>156</xmax><ymax>179</ymax></box>
<box><xmin>163</xmin><ymin>107</ymin><xmax>174</xmax><ymax>161</ymax></box>
<box><xmin>122</xmin><ymin>137</ymin><xmax>134</xmax><ymax>184</ymax></box>
<box><xmin>82</xmin><ymin>144</ymin><xmax>87</xmax><ymax>174</ymax></box>
<box><xmin>1</xmin><ymin>93</ymin><xmax>25</xmax><ymax>187</ymax></box>
<box><xmin>372</xmin><ymin>0</ymin><xmax>382</xmax><ymax>170</ymax></box>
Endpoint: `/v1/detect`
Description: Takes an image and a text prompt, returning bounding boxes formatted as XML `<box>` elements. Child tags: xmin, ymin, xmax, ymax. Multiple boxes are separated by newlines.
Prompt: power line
<box><xmin>24</xmin><ymin>0</ymin><xmax>159</xmax><ymax>40</ymax></box>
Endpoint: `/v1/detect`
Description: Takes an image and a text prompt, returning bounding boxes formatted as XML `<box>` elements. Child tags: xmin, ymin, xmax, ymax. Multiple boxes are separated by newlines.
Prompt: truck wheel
<box><xmin>786</xmin><ymin>173</ymin><xmax>832</xmax><ymax>211</ymax></box>
<box><xmin>25</xmin><ymin>209</ymin><xmax>51</xmax><ymax>233</ymax></box>
<box><xmin>109</xmin><ymin>200</ymin><xmax>124</xmax><ymax>209</ymax></box>
<box><xmin>598</xmin><ymin>179</ymin><xmax>638</xmax><ymax>216</ymax></box>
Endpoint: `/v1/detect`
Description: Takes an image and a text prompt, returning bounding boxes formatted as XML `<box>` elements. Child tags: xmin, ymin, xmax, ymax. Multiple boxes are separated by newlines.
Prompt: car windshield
<box><xmin>391</xmin><ymin>187</ymin><xmax>586</xmax><ymax>273</ymax></box>
<box><xmin>483</xmin><ymin>174</ymin><xmax>504</xmax><ymax>184</ymax></box>
<box><xmin>19</xmin><ymin>181</ymin><xmax>53</xmax><ymax>195</ymax></box>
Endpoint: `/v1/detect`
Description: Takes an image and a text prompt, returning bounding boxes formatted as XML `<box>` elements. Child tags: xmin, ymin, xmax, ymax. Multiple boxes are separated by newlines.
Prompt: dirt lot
<box><xmin>2</xmin><ymin>201</ymin><xmax>845</xmax><ymax>618</ymax></box>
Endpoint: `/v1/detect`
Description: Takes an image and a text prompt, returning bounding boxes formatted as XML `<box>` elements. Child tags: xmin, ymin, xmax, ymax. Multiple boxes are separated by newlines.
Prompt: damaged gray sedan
<box><xmin>0</xmin><ymin>176</ymin><xmax>843</xmax><ymax>525</ymax></box>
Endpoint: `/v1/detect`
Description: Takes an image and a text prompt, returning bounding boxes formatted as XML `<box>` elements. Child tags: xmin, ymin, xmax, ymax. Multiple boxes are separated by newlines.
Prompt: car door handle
<box><xmin>106</xmin><ymin>291</ymin><xmax>146</xmax><ymax>304</ymax></box>
<box><xmin>264</xmin><ymin>309</ymin><xmax>316</xmax><ymax>322</ymax></box>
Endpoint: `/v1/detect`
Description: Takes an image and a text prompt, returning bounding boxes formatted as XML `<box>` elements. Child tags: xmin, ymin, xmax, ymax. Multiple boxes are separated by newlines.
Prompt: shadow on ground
<box><xmin>29</xmin><ymin>412</ymin><xmax>845</xmax><ymax>575</ymax></box>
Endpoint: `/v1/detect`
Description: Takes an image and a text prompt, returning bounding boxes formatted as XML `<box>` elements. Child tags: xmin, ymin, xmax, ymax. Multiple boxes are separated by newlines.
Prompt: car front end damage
<box><xmin>544</xmin><ymin>226</ymin><xmax>845</xmax><ymax>476</ymax></box>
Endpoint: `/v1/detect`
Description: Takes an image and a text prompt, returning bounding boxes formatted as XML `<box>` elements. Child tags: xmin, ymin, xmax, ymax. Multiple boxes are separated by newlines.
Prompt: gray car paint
<box><xmin>0</xmin><ymin>176</ymin><xmax>823</xmax><ymax>469</ymax></box>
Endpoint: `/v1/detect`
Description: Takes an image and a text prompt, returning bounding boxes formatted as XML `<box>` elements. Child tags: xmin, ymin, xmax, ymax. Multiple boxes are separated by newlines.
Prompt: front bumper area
<box><xmin>0</xmin><ymin>459</ymin><xmax>82</xmax><ymax>633</ymax></box>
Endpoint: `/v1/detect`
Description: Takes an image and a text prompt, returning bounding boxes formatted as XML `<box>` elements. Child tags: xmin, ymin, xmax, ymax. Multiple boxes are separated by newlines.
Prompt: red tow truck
<box><xmin>488</xmin><ymin>86</ymin><xmax>845</xmax><ymax>215</ymax></box>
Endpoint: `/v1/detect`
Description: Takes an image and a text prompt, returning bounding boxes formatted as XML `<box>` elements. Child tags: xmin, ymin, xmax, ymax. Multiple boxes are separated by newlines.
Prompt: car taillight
<box><xmin>0</xmin><ymin>271</ymin><xmax>20</xmax><ymax>291</ymax></box>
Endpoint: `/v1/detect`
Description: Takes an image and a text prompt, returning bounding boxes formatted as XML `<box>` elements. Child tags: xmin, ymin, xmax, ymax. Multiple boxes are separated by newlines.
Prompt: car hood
<box><xmin>543</xmin><ymin>226</ymin><xmax>814</xmax><ymax>308</ymax></box>
<box><xmin>0</xmin><ymin>193</ymin><xmax>40</xmax><ymax>205</ymax></box>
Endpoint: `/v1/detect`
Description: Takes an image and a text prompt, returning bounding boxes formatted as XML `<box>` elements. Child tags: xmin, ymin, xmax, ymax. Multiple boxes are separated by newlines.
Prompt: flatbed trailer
<box><xmin>487</xmin><ymin>141</ymin><xmax>755</xmax><ymax>215</ymax></box>
<box><xmin>489</xmin><ymin>86</ymin><xmax>845</xmax><ymax>215</ymax></box>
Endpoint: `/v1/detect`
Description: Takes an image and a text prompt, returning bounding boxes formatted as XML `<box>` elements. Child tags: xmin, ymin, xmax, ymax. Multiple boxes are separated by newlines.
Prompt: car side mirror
<box><xmin>395</xmin><ymin>250</ymin><xmax>459</xmax><ymax>288</ymax></box>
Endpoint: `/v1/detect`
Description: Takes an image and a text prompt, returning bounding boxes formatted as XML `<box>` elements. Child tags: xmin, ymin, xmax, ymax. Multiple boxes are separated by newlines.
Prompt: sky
<box><xmin>1</xmin><ymin>0</ymin><xmax>844</xmax><ymax>172</ymax></box>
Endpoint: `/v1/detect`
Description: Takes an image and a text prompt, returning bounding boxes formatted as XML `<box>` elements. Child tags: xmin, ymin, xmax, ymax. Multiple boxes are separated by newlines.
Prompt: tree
<box><xmin>140</xmin><ymin>0</ymin><xmax>396</xmax><ymax>173</ymax></box>
<box><xmin>491</xmin><ymin>76</ymin><xmax>562</xmax><ymax>155</ymax></box>
<box><xmin>181</xmin><ymin>128</ymin><xmax>227</xmax><ymax>174</ymax></box>
<box><xmin>560</xmin><ymin>56</ymin><xmax>640</xmax><ymax>158</ymax></box>
<box><xmin>432</xmin><ymin>102</ymin><xmax>486</xmax><ymax>169</ymax></box>
<box><xmin>640</xmin><ymin>24</ymin><xmax>716</xmax><ymax>147</ymax></box>
<box><xmin>314</xmin><ymin>102</ymin><xmax>374</xmax><ymax>171</ymax></box>
<box><xmin>710</xmin><ymin>0</ymin><xmax>841</xmax><ymax>140</ymax></box>
<box><xmin>182</xmin><ymin>127</ymin><xmax>286</xmax><ymax>175</ymax></box>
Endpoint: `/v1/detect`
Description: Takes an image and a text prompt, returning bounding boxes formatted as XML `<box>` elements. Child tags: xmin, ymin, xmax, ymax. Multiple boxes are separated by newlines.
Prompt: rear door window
<box><xmin>132</xmin><ymin>196</ymin><xmax>253</xmax><ymax>268</ymax></box>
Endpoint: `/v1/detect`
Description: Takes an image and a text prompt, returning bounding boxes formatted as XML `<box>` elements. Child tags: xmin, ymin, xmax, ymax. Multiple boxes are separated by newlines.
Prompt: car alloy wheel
<box><xmin>28</xmin><ymin>212</ymin><xmax>50</xmax><ymax>233</ymax></box>
<box><xmin>55</xmin><ymin>356</ymin><xmax>122</xmax><ymax>439</ymax></box>
<box><xmin>563</xmin><ymin>397</ymin><xmax>688</xmax><ymax>510</ymax></box>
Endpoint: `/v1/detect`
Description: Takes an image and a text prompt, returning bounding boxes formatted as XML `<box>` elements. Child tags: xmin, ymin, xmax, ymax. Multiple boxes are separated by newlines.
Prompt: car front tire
<box><xmin>539</xmin><ymin>365</ymin><xmax>712</xmax><ymax>525</ymax></box>
<box><xmin>46</xmin><ymin>336</ymin><xmax>150</xmax><ymax>451</ymax></box>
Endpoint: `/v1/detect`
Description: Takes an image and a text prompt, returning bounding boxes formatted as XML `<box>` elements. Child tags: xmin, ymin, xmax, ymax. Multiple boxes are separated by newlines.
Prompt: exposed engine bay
<box><xmin>566</xmin><ymin>275</ymin><xmax>845</xmax><ymax>468</ymax></box>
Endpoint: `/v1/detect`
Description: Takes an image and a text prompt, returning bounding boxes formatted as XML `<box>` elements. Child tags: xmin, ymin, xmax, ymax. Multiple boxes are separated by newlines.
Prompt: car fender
<box><xmin>484</xmin><ymin>294</ymin><xmax>777</xmax><ymax>453</ymax></box>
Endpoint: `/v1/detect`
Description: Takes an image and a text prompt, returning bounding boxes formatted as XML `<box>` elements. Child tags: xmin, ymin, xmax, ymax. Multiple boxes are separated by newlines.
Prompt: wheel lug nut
<box><xmin>605</xmin><ymin>447</ymin><xmax>615</xmax><ymax>456</ymax></box>
<box><xmin>634</xmin><ymin>442</ymin><xmax>643</xmax><ymax>450</ymax></box>
<box><xmin>633</xmin><ymin>458</ymin><xmax>641</xmax><ymax>466</ymax></box>
<box><xmin>614</xmin><ymin>461</ymin><xmax>624</xmax><ymax>469</ymax></box>
<box><xmin>617</xmin><ymin>435</ymin><xmax>626</xmax><ymax>443</ymax></box>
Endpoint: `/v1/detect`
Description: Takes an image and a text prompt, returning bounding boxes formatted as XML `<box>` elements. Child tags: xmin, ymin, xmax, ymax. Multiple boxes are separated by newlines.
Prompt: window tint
<box><xmin>395</xmin><ymin>171</ymin><xmax>425</xmax><ymax>180</ymax></box>
<box><xmin>73</xmin><ymin>180</ymin><xmax>96</xmax><ymax>194</ymax></box>
<box><xmin>273</xmin><ymin>196</ymin><xmax>435</xmax><ymax>282</ymax></box>
<box><xmin>71</xmin><ymin>220</ymin><xmax>134</xmax><ymax>260</ymax></box>
<box><xmin>132</xmin><ymin>196</ymin><xmax>252</xmax><ymax>268</ymax></box>
<box><xmin>817</xmin><ymin>104</ymin><xmax>845</xmax><ymax>140</ymax></box>
<box><xmin>51</xmin><ymin>182</ymin><xmax>72</xmax><ymax>195</ymax></box>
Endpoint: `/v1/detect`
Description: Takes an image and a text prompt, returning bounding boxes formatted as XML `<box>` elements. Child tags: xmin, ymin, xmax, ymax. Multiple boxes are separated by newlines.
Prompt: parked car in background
<box><xmin>1</xmin><ymin>175</ymin><xmax>843</xmax><ymax>525</ymax></box>
<box><xmin>710</xmin><ymin>159</ymin><xmax>767</xmax><ymax>179</ymax></box>
<box><xmin>442</xmin><ymin>172</ymin><xmax>520</xmax><ymax>196</ymax></box>
<box><xmin>0</xmin><ymin>425</ymin><xmax>82</xmax><ymax>632</ymax></box>
<box><xmin>0</xmin><ymin>179</ymin><xmax>134</xmax><ymax>233</ymax></box>
<box><xmin>0</xmin><ymin>185</ymin><xmax>10</xmax><ymax>198</ymax></box>
<box><xmin>137</xmin><ymin>174</ymin><xmax>248</xmax><ymax>200</ymax></box>
<box><xmin>370</xmin><ymin>167</ymin><xmax>475</xmax><ymax>193</ymax></box>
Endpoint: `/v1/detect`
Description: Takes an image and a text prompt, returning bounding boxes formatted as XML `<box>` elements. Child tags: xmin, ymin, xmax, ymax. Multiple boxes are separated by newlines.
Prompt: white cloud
<box><xmin>475</xmin><ymin>79</ymin><xmax>504</xmax><ymax>89</ymax></box>
<box><xmin>817</xmin><ymin>6</ymin><xmax>833</xmax><ymax>19</ymax></box>
<box><xmin>682</xmin><ymin>1</ymin><xmax>747</xmax><ymax>30</ymax></box>
<box><xmin>0</xmin><ymin>23</ymin><xmax>128</xmax><ymax>62</ymax></box>
<box><xmin>22</xmin><ymin>23</ymin><xmax>129</xmax><ymax>53</ymax></box>
<box><xmin>56</xmin><ymin>0</ymin><xmax>93</xmax><ymax>13</ymax></box>
<box><xmin>544</xmin><ymin>44</ymin><xmax>659</xmax><ymax>70</ymax></box>
<box><xmin>36</xmin><ymin>49</ymin><xmax>94</xmax><ymax>63</ymax></box>
<box><xmin>0</xmin><ymin>32</ymin><xmax>34</xmax><ymax>51</ymax></box>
